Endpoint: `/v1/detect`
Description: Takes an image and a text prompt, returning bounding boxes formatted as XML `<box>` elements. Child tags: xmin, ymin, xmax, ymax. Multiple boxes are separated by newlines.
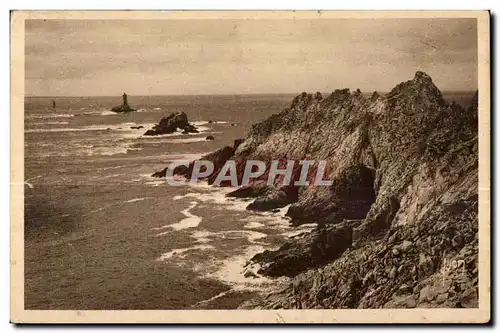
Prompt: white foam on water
<box><xmin>158</xmin><ymin>244</ymin><xmax>214</xmax><ymax>261</ymax></box>
<box><xmin>173</xmin><ymin>189</ymin><xmax>249</xmax><ymax>212</ymax></box>
<box><xmin>243</xmin><ymin>221</ymin><xmax>266</xmax><ymax>229</ymax></box>
<box><xmin>191</xmin><ymin>120</ymin><xmax>229</xmax><ymax>126</ymax></box>
<box><xmin>191</xmin><ymin>121</ymin><xmax>209</xmax><ymax>126</ymax></box>
<box><xmin>155</xmin><ymin>201</ymin><xmax>202</xmax><ymax>233</ymax></box>
<box><xmin>242</xmin><ymin>230</ymin><xmax>268</xmax><ymax>243</ymax></box>
<box><xmin>144</xmin><ymin>180</ymin><xmax>166</xmax><ymax>187</ymax></box>
<box><xmin>26</xmin><ymin>122</ymin><xmax>156</xmax><ymax>135</ymax></box>
<box><xmin>161</xmin><ymin>137</ymin><xmax>209</xmax><ymax>144</ymax></box>
<box><xmin>100</xmin><ymin>110</ymin><xmax>117</xmax><ymax>116</ymax></box>
<box><xmin>26</xmin><ymin>123</ymin><xmax>134</xmax><ymax>133</ymax></box>
<box><xmin>135</xmin><ymin>131</ymin><xmax>184</xmax><ymax>139</ymax></box>
<box><xmin>135</xmin><ymin>133</ymin><xmax>221</xmax><ymax>144</ymax></box>
<box><xmin>95</xmin><ymin>174</ymin><xmax>121</xmax><ymax>179</ymax></box>
<box><xmin>189</xmin><ymin>229</ymin><xmax>267</xmax><ymax>246</ymax></box>
<box><xmin>190</xmin><ymin>230</ymin><xmax>213</xmax><ymax>244</ymax></box>
<box><xmin>124</xmin><ymin>197</ymin><xmax>154</xmax><ymax>203</ymax></box>
<box><xmin>23</xmin><ymin>175</ymin><xmax>42</xmax><ymax>189</ymax></box>
<box><xmin>153</xmin><ymin>107</ymin><xmax>162</xmax><ymax>111</ymax></box>
<box><xmin>84</xmin><ymin>203</ymin><xmax>114</xmax><ymax>216</ymax></box>
<box><xmin>36</xmin><ymin>144</ymin><xmax>136</xmax><ymax>157</ymax></box>
<box><xmin>205</xmin><ymin>245</ymin><xmax>275</xmax><ymax>290</ymax></box>
<box><xmin>90</xmin><ymin>147</ymin><xmax>129</xmax><ymax>156</ymax></box>
<box><xmin>31</xmin><ymin>121</ymin><xmax>69</xmax><ymax>125</ymax></box>
<box><xmin>25</xmin><ymin>127</ymin><xmax>107</xmax><ymax>133</ymax></box>
<box><xmin>196</xmin><ymin>125</ymin><xmax>210</xmax><ymax>133</ymax></box>
<box><xmin>27</xmin><ymin>113</ymin><xmax>74</xmax><ymax>119</ymax></box>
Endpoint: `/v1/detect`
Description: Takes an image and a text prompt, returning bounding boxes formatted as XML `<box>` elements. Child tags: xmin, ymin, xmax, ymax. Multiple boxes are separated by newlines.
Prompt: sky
<box><xmin>25</xmin><ymin>18</ymin><xmax>478</xmax><ymax>96</ymax></box>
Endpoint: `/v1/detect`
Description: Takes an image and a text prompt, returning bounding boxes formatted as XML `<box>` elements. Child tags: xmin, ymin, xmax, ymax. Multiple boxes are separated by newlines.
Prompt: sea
<box><xmin>23</xmin><ymin>92</ymin><xmax>474</xmax><ymax>309</ymax></box>
<box><xmin>23</xmin><ymin>94</ymin><xmax>317</xmax><ymax>310</ymax></box>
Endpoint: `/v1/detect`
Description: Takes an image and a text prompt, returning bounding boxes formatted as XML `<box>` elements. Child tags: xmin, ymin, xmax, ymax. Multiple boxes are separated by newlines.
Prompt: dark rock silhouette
<box><xmin>205</xmin><ymin>135</ymin><xmax>215</xmax><ymax>141</ymax></box>
<box><xmin>144</xmin><ymin>112</ymin><xmax>199</xmax><ymax>136</ymax></box>
<box><xmin>130</xmin><ymin>125</ymin><xmax>144</xmax><ymax>129</ymax></box>
<box><xmin>111</xmin><ymin>93</ymin><xmax>136</xmax><ymax>113</ymax></box>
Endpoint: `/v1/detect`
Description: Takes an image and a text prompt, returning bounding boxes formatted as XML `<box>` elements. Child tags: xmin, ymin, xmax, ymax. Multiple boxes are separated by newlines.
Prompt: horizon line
<box><xmin>25</xmin><ymin>90</ymin><xmax>477</xmax><ymax>99</ymax></box>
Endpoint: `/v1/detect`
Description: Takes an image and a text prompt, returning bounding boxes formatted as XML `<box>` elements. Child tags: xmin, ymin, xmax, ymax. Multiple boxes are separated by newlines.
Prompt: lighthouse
<box><xmin>111</xmin><ymin>92</ymin><xmax>136</xmax><ymax>113</ymax></box>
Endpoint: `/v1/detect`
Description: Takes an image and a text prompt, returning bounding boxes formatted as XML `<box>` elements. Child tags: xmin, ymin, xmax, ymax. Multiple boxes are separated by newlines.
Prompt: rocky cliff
<box><xmin>156</xmin><ymin>71</ymin><xmax>479</xmax><ymax>308</ymax></box>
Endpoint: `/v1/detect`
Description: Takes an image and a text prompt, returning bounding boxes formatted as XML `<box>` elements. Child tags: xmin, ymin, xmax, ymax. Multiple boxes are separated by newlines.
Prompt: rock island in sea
<box><xmin>111</xmin><ymin>93</ymin><xmax>136</xmax><ymax>113</ymax></box>
<box><xmin>144</xmin><ymin>112</ymin><xmax>199</xmax><ymax>136</ymax></box>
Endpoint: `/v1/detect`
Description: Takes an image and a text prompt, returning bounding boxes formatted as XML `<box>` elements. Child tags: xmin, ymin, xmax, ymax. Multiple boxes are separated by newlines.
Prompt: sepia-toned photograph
<box><xmin>10</xmin><ymin>10</ymin><xmax>490</xmax><ymax>323</ymax></box>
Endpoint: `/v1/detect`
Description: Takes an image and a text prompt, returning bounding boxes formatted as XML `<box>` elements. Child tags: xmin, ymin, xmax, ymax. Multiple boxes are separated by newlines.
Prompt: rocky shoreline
<box><xmin>153</xmin><ymin>71</ymin><xmax>479</xmax><ymax>309</ymax></box>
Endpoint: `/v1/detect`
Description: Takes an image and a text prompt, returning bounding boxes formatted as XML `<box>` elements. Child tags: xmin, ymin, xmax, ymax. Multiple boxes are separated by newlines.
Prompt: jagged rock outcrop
<box><xmin>144</xmin><ymin>112</ymin><xmax>199</xmax><ymax>136</ymax></box>
<box><xmin>153</xmin><ymin>71</ymin><xmax>479</xmax><ymax>309</ymax></box>
<box><xmin>248</xmin><ymin>221</ymin><xmax>357</xmax><ymax>277</ymax></box>
<box><xmin>237</xmin><ymin>71</ymin><xmax>478</xmax><ymax>309</ymax></box>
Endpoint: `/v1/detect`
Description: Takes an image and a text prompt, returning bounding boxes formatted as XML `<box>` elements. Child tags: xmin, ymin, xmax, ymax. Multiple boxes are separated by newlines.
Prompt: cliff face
<box><xmin>238</xmin><ymin>72</ymin><xmax>478</xmax><ymax>309</ymax></box>
<box><xmin>157</xmin><ymin>71</ymin><xmax>479</xmax><ymax>308</ymax></box>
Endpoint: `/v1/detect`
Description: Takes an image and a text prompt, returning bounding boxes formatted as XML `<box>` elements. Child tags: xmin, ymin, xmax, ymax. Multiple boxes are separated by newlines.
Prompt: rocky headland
<box><xmin>144</xmin><ymin>112</ymin><xmax>199</xmax><ymax>136</ymax></box>
<box><xmin>153</xmin><ymin>71</ymin><xmax>479</xmax><ymax>309</ymax></box>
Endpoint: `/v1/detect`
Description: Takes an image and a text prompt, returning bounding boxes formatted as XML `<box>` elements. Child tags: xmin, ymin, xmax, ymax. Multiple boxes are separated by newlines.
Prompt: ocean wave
<box><xmin>124</xmin><ymin>197</ymin><xmax>154</xmax><ymax>203</ymax></box>
<box><xmin>34</xmin><ymin>141</ymin><xmax>141</xmax><ymax>157</ymax></box>
<box><xmin>77</xmin><ymin>110</ymin><xmax>118</xmax><ymax>116</ymax></box>
<box><xmin>25</xmin><ymin>126</ymin><xmax>109</xmax><ymax>133</ymax></box>
<box><xmin>25</xmin><ymin>122</ymin><xmax>153</xmax><ymax>134</ymax></box>
<box><xmin>26</xmin><ymin>113</ymin><xmax>74</xmax><ymax>119</ymax></box>
<box><xmin>30</xmin><ymin>121</ymin><xmax>69</xmax><ymax>125</ymax></box>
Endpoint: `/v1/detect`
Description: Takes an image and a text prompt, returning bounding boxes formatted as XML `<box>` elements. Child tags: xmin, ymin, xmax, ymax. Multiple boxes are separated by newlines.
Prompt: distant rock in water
<box><xmin>130</xmin><ymin>125</ymin><xmax>144</xmax><ymax>129</ymax></box>
<box><xmin>205</xmin><ymin>135</ymin><xmax>215</xmax><ymax>141</ymax></box>
<box><xmin>111</xmin><ymin>93</ymin><xmax>136</xmax><ymax>113</ymax></box>
<box><xmin>144</xmin><ymin>112</ymin><xmax>199</xmax><ymax>136</ymax></box>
